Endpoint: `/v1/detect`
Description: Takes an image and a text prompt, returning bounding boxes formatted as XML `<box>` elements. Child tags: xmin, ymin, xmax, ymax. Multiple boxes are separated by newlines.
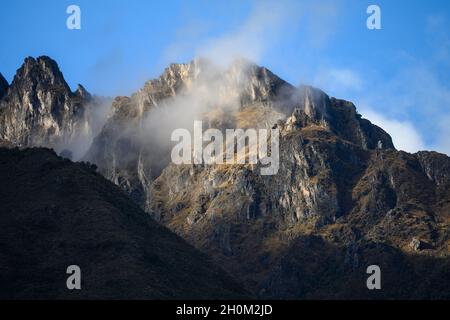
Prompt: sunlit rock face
<box><xmin>0</xmin><ymin>56</ymin><xmax>110</xmax><ymax>159</ymax></box>
<box><xmin>148</xmin><ymin>110</ymin><xmax>449</xmax><ymax>298</ymax></box>
<box><xmin>129</xmin><ymin>60</ymin><xmax>447</xmax><ymax>299</ymax></box>
<box><xmin>85</xmin><ymin>58</ymin><xmax>394</xmax><ymax>211</ymax></box>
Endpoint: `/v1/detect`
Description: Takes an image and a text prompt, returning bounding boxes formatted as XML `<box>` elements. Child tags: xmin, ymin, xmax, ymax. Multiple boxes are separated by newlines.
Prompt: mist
<box><xmin>79</xmin><ymin>0</ymin><xmax>341</xmax><ymax>169</ymax></box>
<box><xmin>57</xmin><ymin>96</ymin><xmax>113</xmax><ymax>161</ymax></box>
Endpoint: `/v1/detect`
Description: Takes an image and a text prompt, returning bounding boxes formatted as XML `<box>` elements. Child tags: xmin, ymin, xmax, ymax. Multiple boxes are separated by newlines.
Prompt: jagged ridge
<box><xmin>0</xmin><ymin>56</ymin><xmax>110</xmax><ymax>159</ymax></box>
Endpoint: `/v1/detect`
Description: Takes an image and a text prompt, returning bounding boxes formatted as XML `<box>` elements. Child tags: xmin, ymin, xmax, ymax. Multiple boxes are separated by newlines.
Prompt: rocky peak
<box><xmin>0</xmin><ymin>56</ymin><xmax>110</xmax><ymax>159</ymax></box>
<box><xmin>278</xmin><ymin>86</ymin><xmax>394</xmax><ymax>150</ymax></box>
<box><xmin>416</xmin><ymin>151</ymin><xmax>450</xmax><ymax>186</ymax></box>
<box><xmin>139</xmin><ymin>58</ymin><xmax>291</xmax><ymax>108</ymax></box>
<box><xmin>229</xmin><ymin>60</ymin><xmax>292</xmax><ymax>108</ymax></box>
<box><xmin>297</xmin><ymin>85</ymin><xmax>330</xmax><ymax>119</ymax></box>
<box><xmin>75</xmin><ymin>84</ymin><xmax>91</xmax><ymax>99</ymax></box>
<box><xmin>0</xmin><ymin>73</ymin><xmax>9</xmax><ymax>99</ymax></box>
<box><xmin>141</xmin><ymin>58</ymin><xmax>207</xmax><ymax>98</ymax></box>
<box><xmin>10</xmin><ymin>56</ymin><xmax>71</xmax><ymax>95</ymax></box>
<box><xmin>279</xmin><ymin>85</ymin><xmax>331</xmax><ymax>127</ymax></box>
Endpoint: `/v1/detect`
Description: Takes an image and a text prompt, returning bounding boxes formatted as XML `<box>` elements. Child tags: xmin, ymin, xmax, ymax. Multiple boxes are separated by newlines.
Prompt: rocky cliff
<box><xmin>149</xmin><ymin>116</ymin><xmax>450</xmax><ymax>298</ymax></box>
<box><xmin>0</xmin><ymin>56</ymin><xmax>110</xmax><ymax>159</ymax></box>
<box><xmin>85</xmin><ymin>59</ymin><xmax>394</xmax><ymax>211</ymax></box>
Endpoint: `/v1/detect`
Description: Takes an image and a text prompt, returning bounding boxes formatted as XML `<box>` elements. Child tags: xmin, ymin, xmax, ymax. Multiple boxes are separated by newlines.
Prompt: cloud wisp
<box><xmin>195</xmin><ymin>1</ymin><xmax>299</xmax><ymax>66</ymax></box>
<box><xmin>312</xmin><ymin>62</ymin><xmax>450</xmax><ymax>156</ymax></box>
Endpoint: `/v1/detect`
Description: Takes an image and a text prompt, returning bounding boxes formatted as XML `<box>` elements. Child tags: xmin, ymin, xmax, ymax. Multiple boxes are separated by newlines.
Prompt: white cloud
<box><xmin>313</xmin><ymin>68</ymin><xmax>363</xmax><ymax>94</ymax></box>
<box><xmin>196</xmin><ymin>1</ymin><xmax>299</xmax><ymax>66</ymax></box>
<box><xmin>165</xmin><ymin>0</ymin><xmax>340</xmax><ymax>67</ymax></box>
<box><xmin>360</xmin><ymin>107</ymin><xmax>426</xmax><ymax>153</ymax></box>
<box><xmin>357</xmin><ymin>64</ymin><xmax>450</xmax><ymax>156</ymax></box>
<box><xmin>312</xmin><ymin>67</ymin><xmax>428</xmax><ymax>154</ymax></box>
<box><xmin>312</xmin><ymin>63</ymin><xmax>450</xmax><ymax>156</ymax></box>
<box><xmin>161</xmin><ymin>1</ymin><xmax>450</xmax><ymax>157</ymax></box>
<box><xmin>432</xmin><ymin>115</ymin><xmax>450</xmax><ymax>155</ymax></box>
<box><xmin>426</xmin><ymin>14</ymin><xmax>450</xmax><ymax>64</ymax></box>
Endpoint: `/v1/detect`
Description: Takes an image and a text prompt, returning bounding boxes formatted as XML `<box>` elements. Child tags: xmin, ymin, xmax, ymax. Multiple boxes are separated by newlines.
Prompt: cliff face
<box><xmin>85</xmin><ymin>59</ymin><xmax>394</xmax><ymax>211</ymax></box>
<box><xmin>84</xmin><ymin>59</ymin><xmax>294</xmax><ymax>204</ymax></box>
<box><xmin>1</xmin><ymin>56</ymin><xmax>449</xmax><ymax>299</ymax></box>
<box><xmin>0</xmin><ymin>56</ymin><xmax>110</xmax><ymax>159</ymax></box>
<box><xmin>0</xmin><ymin>147</ymin><xmax>248</xmax><ymax>299</ymax></box>
<box><xmin>149</xmin><ymin>120</ymin><xmax>450</xmax><ymax>298</ymax></box>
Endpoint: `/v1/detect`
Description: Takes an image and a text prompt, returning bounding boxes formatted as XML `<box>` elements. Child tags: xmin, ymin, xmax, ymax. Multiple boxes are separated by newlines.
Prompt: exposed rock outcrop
<box><xmin>85</xmin><ymin>59</ymin><xmax>394</xmax><ymax>213</ymax></box>
<box><xmin>0</xmin><ymin>56</ymin><xmax>111</xmax><ymax>159</ymax></box>
<box><xmin>148</xmin><ymin>122</ymin><xmax>450</xmax><ymax>297</ymax></box>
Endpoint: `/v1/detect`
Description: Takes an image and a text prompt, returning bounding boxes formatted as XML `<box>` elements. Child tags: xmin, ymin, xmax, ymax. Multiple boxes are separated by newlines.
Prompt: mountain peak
<box><xmin>0</xmin><ymin>56</ymin><xmax>104</xmax><ymax>154</ymax></box>
<box><xmin>75</xmin><ymin>83</ymin><xmax>91</xmax><ymax>99</ymax></box>
<box><xmin>11</xmin><ymin>56</ymin><xmax>70</xmax><ymax>93</ymax></box>
<box><xmin>142</xmin><ymin>58</ymin><xmax>291</xmax><ymax>110</ymax></box>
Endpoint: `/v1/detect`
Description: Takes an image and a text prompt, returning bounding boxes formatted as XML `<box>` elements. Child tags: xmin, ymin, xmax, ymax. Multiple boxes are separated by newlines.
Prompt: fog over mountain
<box><xmin>0</xmin><ymin>56</ymin><xmax>449</xmax><ymax>299</ymax></box>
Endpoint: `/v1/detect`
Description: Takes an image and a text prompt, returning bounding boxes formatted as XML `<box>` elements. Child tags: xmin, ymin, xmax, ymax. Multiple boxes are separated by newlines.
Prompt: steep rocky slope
<box><xmin>150</xmin><ymin>120</ymin><xmax>450</xmax><ymax>298</ymax></box>
<box><xmin>85</xmin><ymin>59</ymin><xmax>393</xmax><ymax>210</ymax></box>
<box><xmin>0</xmin><ymin>147</ymin><xmax>248</xmax><ymax>299</ymax></box>
<box><xmin>0</xmin><ymin>57</ymin><xmax>110</xmax><ymax>159</ymax></box>
<box><xmin>84</xmin><ymin>59</ymin><xmax>293</xmax><ymax>204</ymax></box>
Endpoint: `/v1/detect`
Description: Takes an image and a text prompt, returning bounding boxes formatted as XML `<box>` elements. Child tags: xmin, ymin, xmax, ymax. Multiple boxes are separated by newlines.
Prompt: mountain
<box><xmin>0</xmin><ymin>56</ymin><xmax>110</xmax><ymax>159</ymax></box>
<box><xmin>148</xmin><ymin>95</ymin><xmax>450</xmax><ymax>298</ymax></box>
<box><xmin>1</xmin><ymin>56</ymin><xmax>449</xmax><ymax>299</ymax></box>
<box><xmin>0</xmin><ymin>147</ymin><xmax>248</xmax><ymax>299</ymax></box>
<box><xmin>85</xmin><ymin>59</ymin><xmax>394</xmax><ymax>209</ymax></box>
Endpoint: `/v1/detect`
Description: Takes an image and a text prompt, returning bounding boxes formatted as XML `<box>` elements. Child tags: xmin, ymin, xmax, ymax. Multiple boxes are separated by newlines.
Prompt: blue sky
<box><xmin>1</xmin><ymin>0</ymin><xmax>450</xmax><ymax>154</ymax></box>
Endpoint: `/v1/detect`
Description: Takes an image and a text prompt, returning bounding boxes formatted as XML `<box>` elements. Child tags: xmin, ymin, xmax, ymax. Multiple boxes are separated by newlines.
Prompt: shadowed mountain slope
<box><xmin>0</xmin><ymin>147</ymin><xmax>248</xmax><ymax>299</ymax></box>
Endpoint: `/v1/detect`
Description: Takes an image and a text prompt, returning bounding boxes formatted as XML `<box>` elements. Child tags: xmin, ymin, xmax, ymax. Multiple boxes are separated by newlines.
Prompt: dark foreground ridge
<box><xmin>0</xmin><ymin>147</ymin><xmax>248</xmax><ymax>299</ymax></box>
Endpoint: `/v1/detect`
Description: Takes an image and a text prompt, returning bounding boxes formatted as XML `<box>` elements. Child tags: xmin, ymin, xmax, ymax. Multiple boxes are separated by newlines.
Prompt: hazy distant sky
<box><xmin>1</xmin><ymin>0</ymin><xmax>450</xmax><ymax>154</ymax></box>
